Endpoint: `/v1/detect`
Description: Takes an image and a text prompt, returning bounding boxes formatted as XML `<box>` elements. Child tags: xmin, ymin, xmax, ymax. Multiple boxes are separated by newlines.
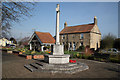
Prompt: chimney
<box><xmin>94</xmin><ymin>16</ymin><xmax>97</xmax><ymax>25</ymax></box>
<box><xmin>64</xmin><ymin>22</ymin><xmax>67</xmax><ymax>28</ymax></box>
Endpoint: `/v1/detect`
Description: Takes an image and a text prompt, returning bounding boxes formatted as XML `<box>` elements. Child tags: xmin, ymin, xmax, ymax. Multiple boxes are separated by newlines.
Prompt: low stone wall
<box><xmin>2</xmin><ymin>49</ymin><xmax>7</xmax><ymax>52</ymax></box>
<box><xmin>7</xmin><ymin>51</ymin><xmax>13</xmax><ymax>54</ymax></box>
<box><xmin>26</xmin><ymin>55</ymin><xmax>32</xmax><ymax>59</ymax></box>
<box><xmin>19</xmin><ymin>52</ymin><xmax>23</xmax><ymax>54</ymax></box>
<box><xmin>33</xmin><ymin>55</ymin><xmax>44</xmax><ymax>59</ymax></box>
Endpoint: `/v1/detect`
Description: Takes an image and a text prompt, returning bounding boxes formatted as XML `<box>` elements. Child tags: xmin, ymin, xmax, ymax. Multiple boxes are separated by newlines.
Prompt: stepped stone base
<box><xmin>24</xmin><ymin>60</ymin><xmax>89</xmax><ymax>74</ymax></box>
<box><xmin>44</xmin><ymin>44</ymin><xmax>70</xmax><ymax>64</ymax></box>
<box><xmin>44</xmin><ymin>54</ymin><xmax>70</xmax><ymax>64</ymax></box>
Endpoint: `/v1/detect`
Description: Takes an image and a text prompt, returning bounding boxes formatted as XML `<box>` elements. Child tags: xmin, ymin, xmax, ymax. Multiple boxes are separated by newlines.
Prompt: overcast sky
<box><xmin>10</xmin><ymin>2</ymin><xmax>118</xmax><ymax>40</ymax></box>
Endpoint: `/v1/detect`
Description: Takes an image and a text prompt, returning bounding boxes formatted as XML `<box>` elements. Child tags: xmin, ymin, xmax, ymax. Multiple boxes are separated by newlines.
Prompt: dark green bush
<box><xmin>76</xmin><ymin>53</ymin><xmax>82</xmax><ymax>58</ymax></box>
<box><xmin>77</xmin><ymin>46</ymin><xmax>85</xmax><ymax>51</ymax></box>
<box><xmin>87</xmin><ymin>55</ymin><xmax>94</xmax><ymax>60</ymax></box>
<box><xmin>64</xmin><ymin>51</ymin><xmax>70</xmax><ymax>54</ymax></box>
<box><xmin>64</xmin><ymin>51</ymin><xmax>79</xmax><ymax>58</ymax></box>
<box><xmin>109</xmin><ymin>58</ymin><xmax>120</xmax><ymax>63</ymax></box>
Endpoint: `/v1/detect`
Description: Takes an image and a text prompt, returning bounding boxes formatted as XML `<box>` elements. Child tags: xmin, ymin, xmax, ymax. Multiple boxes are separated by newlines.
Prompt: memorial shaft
<box><xmin>56</xmin><ymin>4</ymin><xmax>60</xmax><ymax>45</ymax></box>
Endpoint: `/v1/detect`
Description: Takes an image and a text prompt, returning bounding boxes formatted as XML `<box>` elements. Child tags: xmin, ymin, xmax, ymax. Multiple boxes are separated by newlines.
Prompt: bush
<box><xmin>64</xmin><ymin>51</ymin><xmax>70</xmax><ymax>54</ymax></box>
<box><xmin>24</xmin><ymin>50</ymin><xmax>32</xmax><ymax>55</ymax></box>
<box><xmin>100</xmin><ymin>33</ymin><xmax>116</xmax><ymax>49</ymax></box>
<box><xmin>109</xmin><ymin>58</ymin><xmax>120</xmax><ymax>63</ymax></box>
<box><xmin>64</xmin><ymin>51</ymin><xmax>79</xmax><ymax>58</ymax></box>
<box><xmin>76</xmin><ymin>53</ymin><xmax>82</xmax><ymax>58</ymax></box>
<box><xmin>31</xmin><ymin>51</ymin><xmax>36</xmax><ymax>54</ymax></box>
<box><xmin>87</xmin><ymin>55</ymin><xmax>94</xmax><ymax>60</ymax></box>
<box><xmin>94</xmin><ymin>57</ymin><xmax>101</xmax><ymax>61</ymax></box>
<box><xmin>82</xmin><ymin>54</ymin><xmax>90</xmax><ymax>59</ymax></box>
<box><xmin>7</xmin><ymin>47</ymin><xmax>14</xmax><ymax>51</ymax></box>
<box><xmin>77</xmin><ymin>46</ymin><xmax>85</xmax><ymax>51</ymax></box>
<box><xmin>35</xmin><ymin>51</ymin><xmax>44</xmax><ymax>55</ymax></box>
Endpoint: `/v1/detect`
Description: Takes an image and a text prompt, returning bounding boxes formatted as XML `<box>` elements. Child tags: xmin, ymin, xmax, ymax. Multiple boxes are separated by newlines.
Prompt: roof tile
<box><xmin>35</xmin><ymin>31</ymin><xmax>55</xmax><ymax>43</ymax></box>
<box><xmin>60</xmin><ymin>23</ymin><xmax>95</xmax><ymax>34</ymax></box>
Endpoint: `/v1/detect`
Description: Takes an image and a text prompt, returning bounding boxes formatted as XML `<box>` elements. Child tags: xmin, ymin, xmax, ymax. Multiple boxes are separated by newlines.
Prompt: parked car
<box><xmin>107</xmin><ymin>48</ymin><xmax>119</xmax><ymax>54</ymax></box>
<box><xmin>100</xmin><ymin>49</ymin><xmax>107</xmax><ymax>53</ymax></box>
<box><xmin>100</xmin><ymin>48</ymin><xmax>120</xmax><ymax>54</ymax></box>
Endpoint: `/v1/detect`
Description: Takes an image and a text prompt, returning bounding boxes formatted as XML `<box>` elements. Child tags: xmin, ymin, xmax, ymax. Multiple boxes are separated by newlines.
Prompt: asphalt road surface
<box><xmin>2</xmin><ymin>51</ymin><xmax>120</xmax><ymax>78</ymax></box>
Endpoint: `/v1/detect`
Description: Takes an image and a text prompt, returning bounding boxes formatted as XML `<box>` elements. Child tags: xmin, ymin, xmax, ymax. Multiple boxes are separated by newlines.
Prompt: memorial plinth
<box><xmin>44</xmin><ymin>44</ymin><xmax>70</xmax><ymax>64</ymax></box>
<box><xmin>44</xmin><ymin>54</ymin><xmax>70</xmax><ymax>64</ymax></box>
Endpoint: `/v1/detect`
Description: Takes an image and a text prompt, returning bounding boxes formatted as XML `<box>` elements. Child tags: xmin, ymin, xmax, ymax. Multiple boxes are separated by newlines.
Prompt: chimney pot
<box><xmin>64</xmin><ymin>22</ymin><xmax>67</xmax><ymax>28</ymax></box>
<box><xmin>94</xmin><ymin>16</ymin><xmax>97</xmax><ymax>25</ymax></box>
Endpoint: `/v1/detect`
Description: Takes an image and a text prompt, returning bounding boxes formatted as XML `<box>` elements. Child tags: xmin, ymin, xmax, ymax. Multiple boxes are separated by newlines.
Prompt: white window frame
<box><xmin>80</xmin><ymin>33</ymin><xmax>84</xmax><ymax>39</ymax></box>
<box><xmin>62</xmin><ymin>35</ymin><xmax>65</xmax><ymax>40</ymax></box>
<box><xmin>80</xmin><ymin>42</ymin><xmax>83</xmax><ymax>46</ymax></box>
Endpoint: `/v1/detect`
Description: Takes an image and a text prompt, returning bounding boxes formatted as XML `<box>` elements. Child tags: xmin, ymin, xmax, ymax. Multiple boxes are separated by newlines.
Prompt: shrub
<box><xmin>76</xmin><ymin>53</ymin><xmax>82</xmax><ymax>58</ymax></box>
<box><xmin>82</xmin><ymin>54</ymin><xmax>90</xmax><ymax>59</ymax></box>
<box><xmin>87</xmin><ymin>55</ymin><xmax>94</xmax><ymax>60</ymax></box>
<box><xmin>94</xmin><ymin>57</ymin><xmax>101</xmax><ymax>61</ymax></box>
<box><xmin>44</xmin><ymin>51</ymin><xmax>51</xmax><ymax>54</ymax></box>
<box><xmin>64</xmin><ymin>51</ymin><xmax>70</xmax><ymax>54</ymax></box>
<box><xmin>64</xmin><ymin>51</ymin><xmax>79</xmax><ymax>58</ymax></box>
<box><xmin>7</xmin><ymin>47</ymin><xmax>14</xmax><ymax>51</ymax></box>
<box><xmin>23</xmin><ymin>50</ymin><xmax>32</xmax><ymax>55</ymax></box>
<box><xmin>109</xmin><ymin>58</ymin><xmax>120</xmax><ymax>63</ymax></box>
<box><xmin>77</xmin><ymin>46</ymin><xmax>85</xmax><ymax>51</ymax></box>
<box><xmin>31</xmin><ymin>51</ymin><xmax>36</xmax><ymax>54</ymax></box>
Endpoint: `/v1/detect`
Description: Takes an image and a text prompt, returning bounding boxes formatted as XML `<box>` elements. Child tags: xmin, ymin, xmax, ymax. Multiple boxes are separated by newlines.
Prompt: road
<box><xmin>2</xmin><ymin>51</ymin><xmax>120</xmax><ymax>78</ymax></box>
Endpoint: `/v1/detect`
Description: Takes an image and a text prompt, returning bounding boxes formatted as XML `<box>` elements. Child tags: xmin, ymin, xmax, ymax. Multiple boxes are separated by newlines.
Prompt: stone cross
<box><xmin>56</xmin><ymin>4</ymin><xmax>60</xmax><ymax>45</ymax></box>
<box><xmin>44</xmin><ymin>4</ymin><xmax>70</xmax><ymax>64</ymax></box>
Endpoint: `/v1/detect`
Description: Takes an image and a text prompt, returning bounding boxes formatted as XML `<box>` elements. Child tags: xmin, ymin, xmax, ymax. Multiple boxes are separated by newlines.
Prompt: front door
<box><xmin>73</xmin><ymin>42</ymin><xmax>76</xmax><ymax>51</ymax></box>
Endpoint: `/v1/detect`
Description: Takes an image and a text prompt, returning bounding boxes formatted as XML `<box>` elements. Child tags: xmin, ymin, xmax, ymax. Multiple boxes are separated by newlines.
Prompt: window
<box><xmin>62</xmin><ymin>35</ymin><xmax>65</xmax><ymax>40</ymax></box>
<box><xmin>80</xmin><ymin>33</ymin><xmax>84</xmax><ymax>39</ymax></box>
<box><xmin>63</xmin><ymin>42</ymin><xmax>65</xmax><ymax>45</ymax></box>
<box><xmin>80</xmin><ymin>42</ymin><xmax>83</xmax><ymax>46</ymax></box>
<box><xmin>70</xmin><ymin>42</ymin><xmax>72</xmax><ymax>48</ymax></box>
<box><xmin>73</xmin><ymin>42</ymin><xmax>76</xmax><ymax>50</ymax></box>
<box><xmin>73</xmin><ymin>35</ymin><xmax>75</xmax><ymax>38</ymax></box>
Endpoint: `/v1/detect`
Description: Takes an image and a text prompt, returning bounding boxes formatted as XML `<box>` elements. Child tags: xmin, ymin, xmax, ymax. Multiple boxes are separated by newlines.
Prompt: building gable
<box><xmin>28</xmin><ymin>33</ymin><xmax>43</xmax><ymax>45</ymax></box>
<box><xmin>29</xmin><ymin>31</ymin><xmax>55</xmax><ymax>45</ymax></box>
<box><xmin>91</xmin><ymin>25</ymin><xmax>101</xmax><ymax>34</ymax></box>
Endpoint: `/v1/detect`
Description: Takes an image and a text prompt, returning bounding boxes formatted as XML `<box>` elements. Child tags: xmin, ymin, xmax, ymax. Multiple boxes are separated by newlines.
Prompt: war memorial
<box><xmin>24</xmin><ymin>4</ymin><xmax>89</xmax><ymax>74</ymax></box>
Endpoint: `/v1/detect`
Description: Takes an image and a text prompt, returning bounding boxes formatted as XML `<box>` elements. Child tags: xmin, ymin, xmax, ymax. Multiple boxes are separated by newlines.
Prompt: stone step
<box><xmin>38</xmin><ymin>66</ymin><xmax>87</xmax><ymax>74</ymax></box>
<box><xmin>52</xmin><ymin>63</ymin><xmax>78</xmax><ymax>68</ymax></box>
<box><xmin>24</xmin><ymin>64</ymin><xmax>37</xmax><ymax>72</ymax></box>
<box><xmin>24</xmin><ymin>62</ymin><xmax>89</xmax><ymax>74</ymax></box>
<box><xmin>69</xmin><ymin>65</ymin><xmax>89</xmax><ymax>74</ymax></box>
<box><xmin>36</xmin><ymin>62</ymin><xmax>78</xmax><ymax>68</ymax></box>
<box><xmin>36</xmin><ymin>62</ymin><xmax>44</xmax><ymax>66</ymax></box>
<box><xmin>29</xmin><ymin>63</ymin><xmax>39</xmax><ymax>69</ymax></box>
<box><xmin>35</xmin><ymin>62</ymin><xmax>85</xmax><ymax>70</ymax></box>
<box><xmin>30</xmin><ymin>63</ymin><xmax>45</xmax><ymax>69</ymax></box>
<box><xmin>45</xmin><ymin>65</ymin><xmax>81</xmax><ymax>71</ymax></box>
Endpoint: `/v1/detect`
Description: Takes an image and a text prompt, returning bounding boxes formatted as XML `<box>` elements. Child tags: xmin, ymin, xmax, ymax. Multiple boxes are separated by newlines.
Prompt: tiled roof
<box><xmin>35</xmin><ymin>31</ymin><xmax>55</xmax><ymax>43</ymax></box>
<box><xmin>60</xmin><ymin>23</ymin><xmax>95</xmax><ymax>34</ymax></box>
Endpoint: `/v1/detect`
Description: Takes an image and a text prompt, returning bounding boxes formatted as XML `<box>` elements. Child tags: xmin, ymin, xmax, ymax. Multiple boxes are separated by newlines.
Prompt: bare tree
<box><xmin>101</xmin><ymin>33</ymin><xmax>116</xmax><ymax>49</ymax></box>
<box><xmin>1</xmin><ymin>2</ymin><xmax>35</xmax><ymax>38</ymax></box>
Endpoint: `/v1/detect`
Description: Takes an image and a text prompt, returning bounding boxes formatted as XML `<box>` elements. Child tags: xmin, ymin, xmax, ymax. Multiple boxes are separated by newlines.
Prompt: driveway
<box><xmin>2</xmin><ymin>51</ymin><xmax>120</xmax><ymax>78</ymax></box>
